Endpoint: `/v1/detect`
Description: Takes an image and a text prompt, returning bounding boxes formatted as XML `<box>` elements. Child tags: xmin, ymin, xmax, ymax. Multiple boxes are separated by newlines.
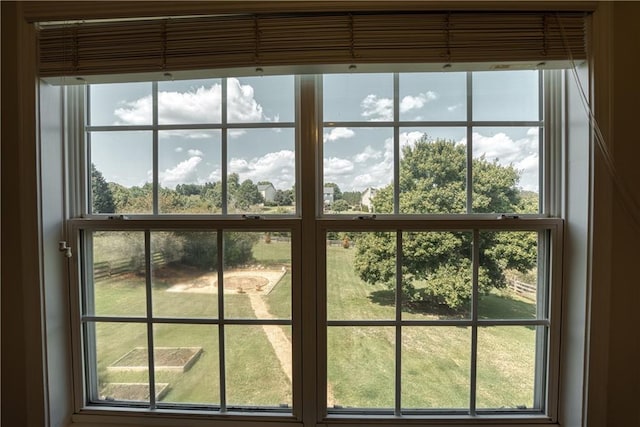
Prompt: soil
<box><xmin>110</xmin><ymin>347</ymin><xmax>202</xmax><ymax>370</ymax></box>
<box><xmin>100</xmin><ymin>382</ymin><xmax>169</xmax><ymax>401</ymax></box>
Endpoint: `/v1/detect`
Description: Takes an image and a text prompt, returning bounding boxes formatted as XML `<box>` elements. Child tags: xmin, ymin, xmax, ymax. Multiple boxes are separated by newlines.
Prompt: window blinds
<box><xmin>38</xmin><ymin>11</ymin><xmax>587</xmax><ymax>78</ymax></box>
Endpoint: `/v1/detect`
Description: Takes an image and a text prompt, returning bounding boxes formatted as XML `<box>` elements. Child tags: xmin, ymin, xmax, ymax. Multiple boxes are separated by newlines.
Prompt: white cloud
<box><xmin>447</xmin><ymin>104</ymin><xmax>462</xmax><ymax>112</ymax></box>
<box><xmin>187</xmin><ymin>149</ymin><xmax>204</xmax><ymax>157</ymax></box>
<box><xmin>400</xmin><ymin>91</ymin><xmax>438</xmax><ymax>113</ymax></box>
<box><xmin>323</xmin><ymin>127</ymin><xmax>355</xmax><ymax>143</ymax></box>
<box><xmin>174</xmin><ymin>147</ymin><xmax>183</xmax><ymax>153</ymax></box>
<box><xmin>354</xmin><ymin>146</ymin><xmax>382</xmax><ymax>163</ymax></box>
<box><xmin>229</xmin><ymin>150</ymin><xmax>296</xmax><ymax>190</ymax></box>
<box><xmin>159</xmin><ymin>156</ymin><xmax>202</xmax><ymax>189</ymax></box>
<box><xmin>361</xmin><ymin>94</ymin><xmax>393</xmax><ymax>121</ymax></box>
<box><xmin>114</xmin><ymin>78</ymin><xmax>275</xmax><ymax>128</ymax></box>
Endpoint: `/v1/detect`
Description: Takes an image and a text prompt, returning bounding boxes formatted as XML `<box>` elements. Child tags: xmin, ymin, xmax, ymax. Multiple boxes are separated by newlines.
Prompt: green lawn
<box><xmin>90</xmin><ymin>236</ymin><xmax>537</xmax><ymax>410</ymax></box>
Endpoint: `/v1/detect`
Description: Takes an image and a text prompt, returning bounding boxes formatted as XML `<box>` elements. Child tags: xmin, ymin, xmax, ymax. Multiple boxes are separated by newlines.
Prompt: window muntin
<box><xmin>73</xmin><ymin>69</ymin><xmax>561</xmax><ymax>421</ymax></box>
<box><xmin>322</xmin><ymin>226</ymin><xmax>554</xmax><ymax>415</ymax></box>
<box><xmin>80</xmin><ymin>228</ymin><xmax>294</xmax><ymax>410</ymax></box>
<box><xmin>87</xmin><ymin>76</ymin><xmax>296</xmax><ymax>216</ymax></box>
<box><xmin>322</xmin><ymin>71</ymin><xmax>543</xmax><ymax>216</ymax></box>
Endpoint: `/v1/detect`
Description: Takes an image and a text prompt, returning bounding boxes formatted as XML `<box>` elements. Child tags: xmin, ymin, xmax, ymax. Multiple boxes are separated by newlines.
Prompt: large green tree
<box><xmin>91</xmin><ymin>163</ymin><xmax>116</xmax><ymax>213</ymax></box>
<box><xmin>354</xmin><ymin>137</ymin><xmax>537</xmax><ymax>311</ymax></box>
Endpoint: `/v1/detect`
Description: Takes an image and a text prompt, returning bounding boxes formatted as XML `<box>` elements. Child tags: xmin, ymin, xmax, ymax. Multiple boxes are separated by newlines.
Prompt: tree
<box><xmin>342</xmin><ymin>191</ymin><xmax>362</xmax><ymax>207</ymax></box>
<box><xmin>354</xmin><ymin>136</ymin><xmax>536</xmax><ymax>311</ymax></box>
<box><xmin>331</xmin><ymin>199</ymin><xmax>350</xmax><ymax>212</ymax></box>
<box><xmin>233</xmin><ymin>179</ymin><xmax>264</xmax><ymax>209</ymax></box>
<box><xmin>91</xmin><ymin>163</ymin><xmax>115</xmax><ymax>213</ymax></box>
<box><xmin>274</xmin><ymin>188</ymin><xmax>294</xmax><ymax>206</ymax></box>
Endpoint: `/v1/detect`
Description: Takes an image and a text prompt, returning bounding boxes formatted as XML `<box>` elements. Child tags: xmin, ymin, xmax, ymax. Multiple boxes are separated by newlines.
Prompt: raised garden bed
<box><xmin>100</xmin><ymin>382</ymin><xmax>169</xmax><ymax>401</ymax></box>
<box><xmin>108</xmin><ymin>347</ymin><xmax>203</xmax><ymax>373</ymax></box>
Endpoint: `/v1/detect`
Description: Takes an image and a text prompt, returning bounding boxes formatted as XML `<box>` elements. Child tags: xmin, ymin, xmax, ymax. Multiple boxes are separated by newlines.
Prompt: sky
<box><xmin>89</xmin><ymin>70</ymin><xmax>540</xmax><ymax>194</ymax></box>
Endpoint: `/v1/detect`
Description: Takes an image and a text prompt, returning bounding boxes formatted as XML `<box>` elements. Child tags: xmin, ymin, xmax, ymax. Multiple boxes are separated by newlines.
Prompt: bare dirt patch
<box><xmin>166</xmin><ymin>268</ymin><xmax>286</xmax><ymax>294</ymax></box>
<box><xmin>100</xmin><ymin>382</ymin><xmax>169</xmax><ymax>401</ymax></box>
<box><xmin>108</xmin><ymin>347</ymin><xmax>202</xmax><ymax>373</ymax></box>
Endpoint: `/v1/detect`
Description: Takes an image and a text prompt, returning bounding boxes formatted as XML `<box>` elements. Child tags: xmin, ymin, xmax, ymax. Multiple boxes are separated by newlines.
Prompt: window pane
<box><xmin>153</xmin><ymin>324</ymin><xmax>219</xmax><ymax>405</ymax></box>
<box><xmin>227</xmin><ymin>76</ymin><xmax>294</xmax><ymax>123</ymax></box>
<box><xmin>158</xmin><ymin>78</ymin><xmax>222</xmax><ymax>124</ymax></box>
<box><xmin>478</xmin><ymin>231</ymin><xmax>540</xmax><ymax>320</ymax></box>
<box><xmin>402</xmin><ymin>231</ymin><xmax>472</xmax><ymax>320</ymax></box>
<box><xmin>327</xmin><ymin>326</ymin><xmax>395</xmax><ymax>410</ymax></box>
<box><xmin>399</xmin><ymin>72</ymin><xmax>467</xmax><ymax>121</ymax></box>
<box><xmin>89</xmin><ymin>231</ymin><xmax>146</xmax><ymax>317</ymax></box>
<box><xmin>90</xmin><ymin>131</ymin><xmax>152</xmax><ymax>214</ymax></box>
<box><xmin>90</xmin><ymin>82</ymin><xmax>152</xmax><ymax>126</ymax></box>
<box><xmin>472</xmin><ymin>70</ymin><xmax>539</xmax><ymax>121</ymax></box>
<box><xmin>328</xmin><ymin>232</ymin><xmax>396</xmax><ymax>321</ymax></box>
<box><xmin>227</xmin><ymin>128</ymin><xmax>295</xmax><ymax>215</ymax></box>
<box><xmin>224</xmin><ymin>232</ymin><xmax>291</xmax><ymax>319</ymax></box>
<box><xmin>158</xmin><ymin>130</ymin><xmax>222</xmax><ymax>214</ymax></box>
<box><xmin>151</xmin><ymin>231</ymin><xmax>218</xmax><ymax>318</ymax></box>
<box><xmin>323</xmin><ymin>127</ymin><xmax>393</xmax><ymax>214</ymax></box>
<box><xmin>399</xmin><ymin>134</ymin><xmax>467</xmax><ymax>214</ymax></box>
<box><xmin>225</xmin><ymin>325</ymin><xmax>292</xmax><ymax>408</ymax></box>
<box><xmin>476</xmin><ymin>326</ymin><xmax>538</xmax><ymax>410</ymax></box>
<box><xmin>91</xmin><ymin>322</ymin><xmax>149</xmax><ymax>403</ymax></box>
<box><xmin>472</xmin><ymin>127</ymin><xmax>540</xmax><ymax>213</ymax></box>
<box><xmin>401</xmin><ymin>327</ymin><xmax>470</xmax><ymax>409</ymax></box>
<box><xmin>324</xmin><ymin>73</ymin><xmax>393</xmax><ymax>122</ymax></box>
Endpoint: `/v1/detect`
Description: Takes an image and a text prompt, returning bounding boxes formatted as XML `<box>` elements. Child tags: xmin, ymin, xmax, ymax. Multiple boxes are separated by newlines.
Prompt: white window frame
<box><xmin>65</xmin><ymin>69</ymin><xmax>565</xmax><ymax>425</ymax></box>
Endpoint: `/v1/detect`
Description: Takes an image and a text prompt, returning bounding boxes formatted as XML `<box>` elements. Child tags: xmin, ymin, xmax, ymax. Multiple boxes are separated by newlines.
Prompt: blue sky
<box><xmin>89</xmin><ymin>71</ymin><xmax>540</xmax><ymax>194</ymax></box>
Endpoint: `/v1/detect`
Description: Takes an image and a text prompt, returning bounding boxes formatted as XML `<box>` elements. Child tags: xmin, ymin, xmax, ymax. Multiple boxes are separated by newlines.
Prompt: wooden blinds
<box><xmin>38</xmin><ymin>11</ymin><xmax>587</xmax><ymax>78</ymax></box>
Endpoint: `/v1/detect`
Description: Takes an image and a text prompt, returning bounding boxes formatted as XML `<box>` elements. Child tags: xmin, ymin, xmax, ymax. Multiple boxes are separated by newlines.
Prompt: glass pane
<box><xmin>323</xmin><ymin>127</ymin><xmax>393</xmax><ymax>214</ymax></box>
<box><xmin>328</xmin><ymin>232</ymin><xmax>396</xmax><ymax>321</ymax></box>
<box><xmin>158</xmin><ymin>130</ymin><xmax>222</xmax><ymax>214</ymax></box>
<box><xmin>224</xmin><ymin>232</ymin><xmax>291</xmax><ymax>319</ymax></box>
<box><xmin>90</xmin><ymin>231</ymin><xmax>146</xmax><ymax>317</ymax></box>
<box><xmin>472</xmin><ymin>127</ymin><xmax>540</xmax><ymax>213</ymax></box>
<box><xmin>225</xmin><ymin>325</ymin><xmax>292</xmax><ymax>408</ymax></box>
<box><xmin>90</xmin><ymin>131</ymin><xmax>152</xmax><ymax>214</ymax></box>
<box><xmin>90</xmin><ymin>82</ymin><xmax>152</xmax><ymax>126</ymax></box>
<box><xmin>92</xmin><ymin>322</ymin><xmax>149</xmax><ymax>403</ymax></box>
<box><xmin>399</xmin><ymin>72</ymin><xmax>467</xmax><ymax>121</ymax></box>
<box><xmin>157</xmin><ymin>78</ymin><xmax>222</xmax><ymax>124</ymax></box>
<box><xmin>151</xmin><ymin>231</ymin><xmax>218</xmax><ymax>318</ymax></box>
<box><xmin>476</xmin><ymin>326</ymin><xmax>538</xmax><ymax>409</ymax></box>
<box><xmin>324</xmin><ymin>73</ymin><xmax>393</xmax><ymax>122</ymax></box>
<box><xmin>227</xmin><ymin>128</ymin><xmax>295</xmax><ymax>215</ymax></box>
<box><xmin>327</xmin><ymin>326</ymin><xmax>395</xmax><ymax>409</ymax></box>
<box><xmin>399</xmin><ymin>133</ymin><xmax>467</xmax><ymax>214</ymax></box>
<box><xmin>227</xmin><ymin>76</ymin><xmax>295</xmax><ymax>123</ymax></box>
<box><xmin>472</xmin><ymin>70</ymin><xmax>539</xmax><ymax>122</ymax></box>
<box><xmin>153</xmin><ymin>324</ymin><xmax>219</xmax><ymax>405</ymax></box>
<box><xmin>478</xmin><ymin>231</ymin><xmax>539</xmax><ymax>320</ymax></box>
<box><xmin>402</xmin><ymin>231</ymin><xmax>472</xmax><ymax>319</ymax></box>
<box><xmin>401</xmin><ymin>327</ymin><xmax>470</xmax><ymax>409</ymax></box>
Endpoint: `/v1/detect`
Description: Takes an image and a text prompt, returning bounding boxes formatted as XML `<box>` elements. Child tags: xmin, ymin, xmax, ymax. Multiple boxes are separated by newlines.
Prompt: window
<box><xmin>67</xmin><ymin>68</ymin><xmax>563</xmax><ymax>422</ymax></box>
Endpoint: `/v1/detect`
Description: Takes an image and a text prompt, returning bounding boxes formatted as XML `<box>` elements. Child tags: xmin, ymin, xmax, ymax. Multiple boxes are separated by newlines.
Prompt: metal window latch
<box><xmin>58</xmin><ymin>241</ymin><xmax>72</xmax><ymax>258</ymax></box>
<box><xmin>497</xmin><ymin>214</ymin><xmax>520</xmax><ymax>219</ymax></box>
<box><xmin>354</xmin><ymin>214</ymin><xmax>377</xmax><ymax>220</ymax></box>
<box><xmin>107</xmin><ymin>215</ymin><xmax>128</xmax><ymax>220</ymax></box>
<box><xmin>242</xmin><ymin>214</ymin><xmax>263</xmax><ymax>220</ymax></box>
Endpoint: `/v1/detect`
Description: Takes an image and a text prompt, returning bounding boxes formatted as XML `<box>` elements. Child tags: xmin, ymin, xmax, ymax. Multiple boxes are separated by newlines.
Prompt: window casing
<box><xmin>67</xmin><ymin>69</ymin><xmax>564</xmax><ymax>423</ymax></box>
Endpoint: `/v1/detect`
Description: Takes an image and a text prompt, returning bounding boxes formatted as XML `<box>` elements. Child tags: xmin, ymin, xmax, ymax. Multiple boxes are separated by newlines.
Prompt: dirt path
<box><xmin>248</xmin><ymin>294</ymin><xmax>335</xmax><ymax>406</ymax></box>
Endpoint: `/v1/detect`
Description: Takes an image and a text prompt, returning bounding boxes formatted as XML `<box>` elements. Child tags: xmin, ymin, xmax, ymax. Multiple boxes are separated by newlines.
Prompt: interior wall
<box><xmin>603</xmin><ymin>2</ymin><xmax>640</xmax><ymax>426</ymax></box>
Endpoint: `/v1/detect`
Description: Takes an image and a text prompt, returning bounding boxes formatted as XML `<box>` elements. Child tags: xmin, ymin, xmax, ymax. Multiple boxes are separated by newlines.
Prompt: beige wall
<box><xmin>2</xmin><ymin>1</ymin><xmax>639</xmax><ymax>426</ymax></box>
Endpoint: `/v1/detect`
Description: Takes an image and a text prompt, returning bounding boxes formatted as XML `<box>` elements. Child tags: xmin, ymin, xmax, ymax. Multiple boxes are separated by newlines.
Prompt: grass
<box><xmin>90</xmin><ymin>235</ymin><xmax>537</xmax><ymax>410</ymax></box>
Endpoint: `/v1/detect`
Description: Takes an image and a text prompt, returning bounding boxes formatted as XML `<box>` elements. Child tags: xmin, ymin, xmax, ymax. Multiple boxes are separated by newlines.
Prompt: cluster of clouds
<box><xmin>116</xmin><ymin>83</ymin><xmax>538</xmax><ymax>193</ymax></box>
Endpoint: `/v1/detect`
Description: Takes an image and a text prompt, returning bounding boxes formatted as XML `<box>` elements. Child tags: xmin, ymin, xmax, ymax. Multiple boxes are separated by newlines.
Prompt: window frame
<box><xmin>66</xmin><ymin>68</ymin><xmax>565</xmax><ymax>424</ymax></box>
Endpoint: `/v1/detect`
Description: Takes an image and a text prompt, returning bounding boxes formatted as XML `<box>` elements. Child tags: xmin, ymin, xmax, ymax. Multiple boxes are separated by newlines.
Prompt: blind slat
<box><xmin>38</xmin><ymin>11</ymin><xmax>587</xmax><ymax>77</ymax></box>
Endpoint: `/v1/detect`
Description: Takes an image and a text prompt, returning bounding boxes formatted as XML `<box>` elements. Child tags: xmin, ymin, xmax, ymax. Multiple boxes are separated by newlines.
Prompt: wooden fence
<box><xmin>507</xmin><ymin>278</ymin><xmax>536</xmax><ymax>300</ymax></box>
<box><xmin>93</xmin><ymin>252</ymin><xmax>166</xmax><ymax>280</ymax></box>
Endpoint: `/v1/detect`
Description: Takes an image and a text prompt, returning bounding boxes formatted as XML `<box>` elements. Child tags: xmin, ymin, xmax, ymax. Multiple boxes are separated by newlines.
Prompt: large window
<box><xmin>69</xmin><ymin>69</ymin><xmax>562</xmax><ymax>422</ymax></box>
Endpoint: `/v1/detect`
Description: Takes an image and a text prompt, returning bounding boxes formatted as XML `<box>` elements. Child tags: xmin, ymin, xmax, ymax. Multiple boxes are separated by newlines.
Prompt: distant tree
<box><xmin>233</xmin><ymin>179</ymin><xmax>264</xmax><ymax>209</ymax></box>
<box><xmin>332</xmin><ymin>199</ymin><xmax>350</xmax><ymax>212</ymax></box>
<box><xmin>91</xmin><ymin>163</ymin><xmax>115</xmax><ymax>213</ymax></box>
<box><xmin>274</xmin><ymin>188</ymin><xmax>294</xmax><ymax>206</ymax></box>
<box><xmin>342</xmin><ymin>191</ymin><xmax>362</xmax><ymax>207</ymax></box>
<box><xmin>175</xmin><ymin>183</ymin><xmax>203</xmax><ymax>196</ymax></box>
<box><xmin>355</xmin><ymin>136</ymin><xmax>536</xmax><ymax>311</ymax></box>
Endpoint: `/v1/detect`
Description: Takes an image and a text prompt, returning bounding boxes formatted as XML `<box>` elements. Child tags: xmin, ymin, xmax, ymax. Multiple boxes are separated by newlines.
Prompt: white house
<box><xmin>257</xmin><ymin>183</ymin><xmax>276</xmax><ymax>204</ymax></box>
<box><xmin>323</xmin><ymin>186</ymin><xmax>334</xmax><ymax>206</ymax></box>
<box><xmin>361</xmin><ymin>187</ymin><xmax>378</xmax><ymax>212</ymax></box>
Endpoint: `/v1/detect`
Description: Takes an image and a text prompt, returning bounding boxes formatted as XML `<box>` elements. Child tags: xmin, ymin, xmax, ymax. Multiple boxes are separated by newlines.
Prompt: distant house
<box><xmin>323</xmin><ymin>186</ymin><xmax>334</xmax><ymax>206</ymax></box>
<box><xmin>257</xmin><ymin>183</ymin><xmax>276</xmax><ymax>204</ymax></box>
<box><xmin>361</xmin><ymin>187</ymin><xmax>378</xmax><ymax>212</ymax></box>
